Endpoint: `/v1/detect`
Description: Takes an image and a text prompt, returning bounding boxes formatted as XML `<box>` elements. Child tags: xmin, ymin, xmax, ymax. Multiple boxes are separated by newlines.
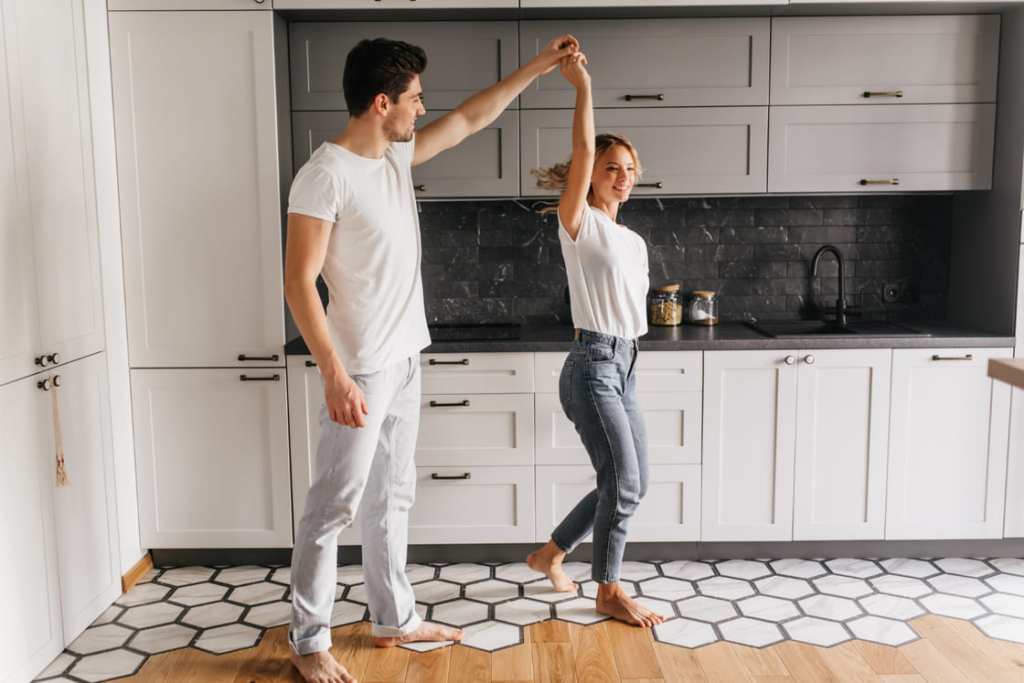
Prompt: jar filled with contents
<box><xmin>687</xmin><ymin>290</ymin><xmax>719</xmax><ymax>326</ymax></box>
<box><xmin>648</xmin><ymin>283</ymin><xmax>683</xmax><ymax>326</ymax></box>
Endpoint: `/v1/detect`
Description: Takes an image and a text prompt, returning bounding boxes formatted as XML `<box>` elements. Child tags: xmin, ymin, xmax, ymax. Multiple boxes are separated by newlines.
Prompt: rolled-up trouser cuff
<box><xmin>289</xmin><ymin>628</ymin><xmax>332</xmax><ymax>656</ymax></box>
<box><xmin>370</xmin><ymin>609</ymin><xmax>423</xmax><ymax>638</ymax></box>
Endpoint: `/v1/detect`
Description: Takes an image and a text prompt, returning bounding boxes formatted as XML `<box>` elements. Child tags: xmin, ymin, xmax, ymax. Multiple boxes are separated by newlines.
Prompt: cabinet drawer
<box><xmin>409</xmin><ymin>466</ymin><xmax>535</xmax><ymax>544</ymax></box>
<box><xmin>420</xmin><ymin>353</ymin><xmax>534</xmax><ymax>394</ymax></box>
<box><xmin>768</xmin><ymin>104</ymin><xmax>995</xmax><ymax>193</ymax></box>
<box><xmin>534</xmin><ymin>351</ymin><xmax>702</xmax><ymax>393</ymax></box>
<box><xmin>770</xmin><ymin>16</ymin><xmax>999</xmax><ymax>105</ymax></box>
<box><xmin>535</xmin><ymin>465</ymin><xmax>700</xmax><ymax>542</ymax></box>
<box><xmin>417</xmin><ymin>393</ymin><xmax>534</xmax><ymax>466</ymax></box>
<box><xmin>535</xmin><ymin>392</ymin><xmax>701</xmax><ymax>465</ymax></box>
<box><xmin>520</xmin><ymin>18</ymin><xmax>769</xmax><ymax>108</ymax></box>
<box><xmin>522</xmin><ymin>107</ymin><xmax>767</xmax><ymax>196</ymax></box>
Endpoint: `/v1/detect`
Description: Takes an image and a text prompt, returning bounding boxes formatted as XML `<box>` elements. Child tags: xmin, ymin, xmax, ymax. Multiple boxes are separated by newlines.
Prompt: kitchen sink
<box><xmin>746</xmin><ymin>320</ymin><xmax>931</xmax><ymax>338</ymax></box>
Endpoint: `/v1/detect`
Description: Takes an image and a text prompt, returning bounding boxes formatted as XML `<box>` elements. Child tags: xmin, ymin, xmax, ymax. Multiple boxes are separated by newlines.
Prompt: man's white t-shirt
<box><xmin>559</xmin><ymin>204</ymin><xmax>650</xmax><ymax>340</ymax></box>
<box><xmin>287</xmin><ymin>139</ymin><xmax>430</xmax><ymax>376</ymax></box>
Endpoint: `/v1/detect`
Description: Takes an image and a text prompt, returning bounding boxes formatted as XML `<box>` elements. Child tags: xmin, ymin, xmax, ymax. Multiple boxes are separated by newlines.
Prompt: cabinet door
<box><xmin>292</xmin><ymin>110</ymin><xmax>520</xmax><ymax>198</ymax></box>
<box><xmin>768</xmin><ymin>104</ymin><xmax>995</xmax><ymax>193</ymax></box>
<box><xmin>110</xmin><ymin>12</ymin><xmax>285</xmax><ymax>367</ymax></box>
<box><xmin>522</xmin><ymin>107</ymin><xmax>768</xmax><ymax>196</ymax></box>
<box><xmin>534</xmin><ymin>351</ymin><xmax>701</xmax><ymax>393</ymax></box>
<box><xmin>792</xmin><ymin>350</ymin><xmax>891</xmax><ymax>541</ymax></box>
<box><xmin>1007</xmin><ymin>248</ymin><xmax>1024</xmax><ymax>536</ymax></box>
<box><xmin>51</xmin><ymin>354</ymin><xmax>122</xmax><ymax>640</ymax></box>
<box><xmin>289</xmin><ymin>21</ymin><xmax>517</xmax><ymax>111</ymax></box>
<box><xmin>132</xmin><ymin>368</ymin><xmax>292</xmax><ymax>547</ymax></box>
<box><xmin>416</xmin><ymin>393</ymin><xmax>535</xmax><ymax>466</ymax></box>
<box><xmin>0</xmin><ymin>375</ymin><xmax>63</xmax><ymax>683</ymax></box>
<box><xmin>276</xmin><ymin>0</ymin><xmax>518</xmax><ymax>8</ymax></box>
<box><xmin>520</xmin><ymin>18</ymin><xmax>769</xmax><ymax>108</ymax></box>
<box><xmin>520</xmin><ymin>0</ymin><xmax>785</xmax><ymax>5</ymax></box>
<box><xmin>421</xmin><ymin>352</ymin><xmax>535</xmax><ymax>394</ymax></box>
<box><xmin>702</xmin><ymin>350</ymin><xmax>797</xmax><ymax>542</ymax></box>
<box><xmin>887</xmin><ymin>348</ymin><xmax>1012</xmax><ymax>540</ymax></box>
<box><xmin>770</xmin><ymin>16</ymin><xmax>999</xmax><ymax>105</ymax></box>
<box><xmin>109</xmin><ymin>0</ymin><xmax>269</xmax><ymax>8</ymax></box>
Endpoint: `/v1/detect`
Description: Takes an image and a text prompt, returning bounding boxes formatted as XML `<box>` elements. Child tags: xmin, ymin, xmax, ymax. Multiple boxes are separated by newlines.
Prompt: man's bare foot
<box><xmin>596</xmin><ymin>583</ymin><xmax>667</xmax><ymax>628</ymax></box>
<box><xmin>290</xmin><ymin>650</ymin><xmax>357</xmax><ymax>683</ymax></box>
<box><xmin>527</xmin><ymin>540</ymin><xmax>577</xmax><ymax>592</ymax></box>
<box><xmin>372</xmin><ymin>621</ymin><xmax>464</xmax><ymax>648</ymax></box>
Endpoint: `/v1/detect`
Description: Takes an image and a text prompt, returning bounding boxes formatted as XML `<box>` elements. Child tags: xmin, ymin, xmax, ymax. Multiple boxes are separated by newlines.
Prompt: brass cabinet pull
<box><xmin>429</xmin><ymin>400</ymin><xmax>470</xmax><ymax>407</ymax></box>
<box><xmin>636</xmin><ymin>182</ymin><xmax>663</xmax><ymax>189</ymax></box>
<box><xmin>240</xmin><ymin>374</ymin><xmax>281</xmax><ymax>381</ymax></box>
<box><xmin>931</xmin><ymin>354</ymin><xmax>974</xmax><ymax>361</ymax></box>
<box><xmin>431</xmin><ymin>472</ymin><xmax>471</xmax><ymax>480</ymax></box>
<box><xmin>859</xmin><ymin>178</ymin><xmax>900</xmax><ymax>186</ymax></box>
<box><xmin>862</xmin><ymin>90</ymin><xmax>904</xmax><ymax>98</ymax></box>
<box><xmin>429</xmin><ymin>358</ymin><xmax>469</xmax><ymax>366</ymax></box>
<box><xmin>624</xmin><ymin>93</ymin><xmax>665</xmax><ymax>102</ymax></box>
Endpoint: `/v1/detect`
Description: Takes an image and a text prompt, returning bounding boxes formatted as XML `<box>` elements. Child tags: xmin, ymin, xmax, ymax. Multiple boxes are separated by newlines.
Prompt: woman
<box><xmin>526</xmin><ymin>52</ymin><xmax>664</xmax><ymax>628</ymax></box>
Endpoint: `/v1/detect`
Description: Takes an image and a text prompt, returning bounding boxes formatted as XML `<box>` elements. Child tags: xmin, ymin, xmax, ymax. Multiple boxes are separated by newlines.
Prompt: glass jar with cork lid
<box><xmin>686</xmin><ymin>290</ymin><xmax>719</xmax><ymax>326</ymax></box>
<box><xmin>648</xmin><ymin>282</ymin><xmax>683</xmax><ymax>326</ymax></box>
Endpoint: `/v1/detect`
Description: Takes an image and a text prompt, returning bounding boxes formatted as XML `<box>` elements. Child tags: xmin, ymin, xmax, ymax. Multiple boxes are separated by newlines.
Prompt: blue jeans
<box><xmin>551</xmin><ymin>329</ymin><xmax>649</xmax><ymax>583</ymax></box>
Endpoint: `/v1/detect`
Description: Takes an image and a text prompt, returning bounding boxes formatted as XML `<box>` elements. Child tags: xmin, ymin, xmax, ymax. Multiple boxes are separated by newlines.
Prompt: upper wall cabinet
<box><xmin>110</xmin><ymin>12</ymin><xmax>285</xmax><ymax>367</ymax></box>
<box><xmin>768</xmin><ymin>104</ymin><xmax>995</xmax><ymax>193</ymax></box>
<box><xmin>522</xmin><ymin>107</ymin><xmax>768</xmax><ymax>196</ymax></box>
<box><xmin>520</xmin><ymin>19</ymin><xmax>770</xmax><ymax>108</ymax></box>
<box><xmin>275</xmin><ymin>0</ymin><xmax>517</xmax><ymax>8</ymax></box>
<box><xmin>290</xmin><ymin>21</ymin><xmax>518</xmax><ymax>111</ymax></box>
<box><xmin>770</xmin><ymin>16</ymin><xmax>999</xmax><ymax>105</ymax></box>
<box><xmin>108</xmin><ymin>0</ymin><xmax>270</xmax><ymax>8</ymax></box>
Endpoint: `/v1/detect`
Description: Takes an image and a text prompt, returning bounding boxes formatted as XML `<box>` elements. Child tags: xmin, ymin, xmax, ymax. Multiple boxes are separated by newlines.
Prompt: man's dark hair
<box><xmin>343</xmin><ymin>38</ymin><xmax>427</xmax><ymax>117</ymax></box>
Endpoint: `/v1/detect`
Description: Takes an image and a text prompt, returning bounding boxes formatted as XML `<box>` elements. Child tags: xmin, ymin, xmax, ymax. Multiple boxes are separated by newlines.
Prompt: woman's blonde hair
<box><xmin>531</xmin><ymin>133</ymin><xmax>643</xmax><ymax>193</ymax></box>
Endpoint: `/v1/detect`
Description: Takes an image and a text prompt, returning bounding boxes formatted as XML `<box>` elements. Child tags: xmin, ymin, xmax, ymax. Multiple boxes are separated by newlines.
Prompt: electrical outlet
<box><xmin>882</xmin><ymin>282</ymin><xmax>902</xmax><ymax>303</ymax></box>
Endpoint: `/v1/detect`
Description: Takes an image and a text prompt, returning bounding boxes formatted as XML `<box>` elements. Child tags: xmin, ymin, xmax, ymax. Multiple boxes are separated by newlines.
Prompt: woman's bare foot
<box><xmin>372</xmin><ymin>621</ymin><xmax>464</xmax><ymax>648</ymax></box>
<box><xmin>527</xmin><ymin>540</ymin><xmax>577</xmax><ymax>592</ymax></box>
<box><xmin>595</xmin><ymin>582</ymin><xmax>667</xmax><ymax>628</ymax></box>
<box><xmin>290</xmin><ymin>650</ymin><xmax>357</xmax><ymax>683</ymax></box>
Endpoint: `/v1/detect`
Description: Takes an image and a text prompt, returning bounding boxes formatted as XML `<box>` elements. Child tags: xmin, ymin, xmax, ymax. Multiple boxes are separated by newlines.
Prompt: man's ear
<box><xmin>372</xmin><ymin>92</ymin><xmax>390</xmax><ymax>116</ymax></box>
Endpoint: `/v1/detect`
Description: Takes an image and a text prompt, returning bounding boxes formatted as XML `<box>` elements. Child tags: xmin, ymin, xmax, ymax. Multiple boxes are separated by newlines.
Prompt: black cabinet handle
<box><xmin>862</xmin><ymin>90</ymin><xmax>903</xmax><ymax>98</ymax></box>
<box><xmin>431</xmin><ymin>472</ymin><xmax>471</xmax><ymax>480</ymax></box>
<box><xmin>636</xmin><ymin>182</ymin><xmax>663</xmax><ymax>189</ymax></box>
<box><xmin>429</xmin><ymin>400</ymin><xmax>470</xmax><ymax>407</ymax></box>
<box><xmin>859</xmin><ymin>178</ymin><xmax>899</xmax><ymax>186</ymax></box>
<box><xmin>305</xmin><ymin>360</ymin><xmax>318</xmax><ymax>367</ymax></box>
<box><xmin>428</xmin><ymin>358</ymin><xmax>469</xmax><ymax>366</ymax></box>
<box><xmin>240</xmin><ymin>374</ymin><xmax>281</xmax><ymax>382</ymax></box>
<box><xmin>415</xmin><ymin>184</ymin><xmax>427</xmax><ymax>192</ymax></box>
<box><xmin>238</xmin><ymin>354</ymin><xmax>280</xmax><ymax>362</ymax></box>
<box><xmin>931</xmin><ymin>354</ymin><xmax>974</xmax><ymax>362</ymax></box>
<box><xmin>624</xmin><ymin>93</ymin><xmax>665</xmax><ymax>102</ymax></box>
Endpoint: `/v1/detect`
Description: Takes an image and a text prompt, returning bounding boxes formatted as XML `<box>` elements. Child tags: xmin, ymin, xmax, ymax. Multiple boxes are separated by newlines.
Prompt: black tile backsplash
<box><xmin>415</xmin><ymin>194</ymin><xmax>952</xmax><ymax>325</ymax></box>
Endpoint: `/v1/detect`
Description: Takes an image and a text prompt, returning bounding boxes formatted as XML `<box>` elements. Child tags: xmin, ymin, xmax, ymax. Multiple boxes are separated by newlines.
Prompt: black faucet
<box><xmin>811</xmin><ymin>245</ymin><xmax>848</xmax><ymax>328</ymax></box>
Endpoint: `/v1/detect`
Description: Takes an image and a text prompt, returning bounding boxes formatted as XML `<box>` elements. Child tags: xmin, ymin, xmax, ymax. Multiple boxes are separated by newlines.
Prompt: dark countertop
<box><xmin>285</xmin><ymin>321</ymin><xmax>1014</xmax><ymax>356</ymax></box>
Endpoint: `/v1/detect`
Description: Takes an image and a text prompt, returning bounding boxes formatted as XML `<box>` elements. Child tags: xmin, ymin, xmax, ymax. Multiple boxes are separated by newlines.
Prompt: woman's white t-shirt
<box><xmin>558</xmin><ymin>204</ymin><xmax>650</xmax><ymax>340</ymax></box>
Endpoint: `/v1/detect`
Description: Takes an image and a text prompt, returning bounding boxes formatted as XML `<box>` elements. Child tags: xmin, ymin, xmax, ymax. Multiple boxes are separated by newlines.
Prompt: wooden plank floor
<box><xmin>116</xmin><ymin>614</ymin><xmax>1024</xmax><ymax>682</ymax></box>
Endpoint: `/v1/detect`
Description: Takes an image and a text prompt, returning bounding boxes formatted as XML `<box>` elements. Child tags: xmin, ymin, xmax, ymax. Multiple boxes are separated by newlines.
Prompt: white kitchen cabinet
<box><xmin>520</xmin><ymin>18</ymin><xmax>769</xmax><ymax>109</ymax></box>
<box><xmin>534</xmin><ymin>351</ymin><xmax>701</xmax><ymax>394</ymax></box>
<box><xmin>770</xmin><ymin>16</ymin><xmax>999</xmax><ymax>105</ymax></box>
<box><xmin>520</xmin><ymin>0</ymin><xmax>785</xmax><ymax>8</ymax></box>
<box><xmin>535</xmin><ymin>465</ymin><xmax>700</xmax><ymax>543</ymax></box>
<box><xmin>887</xmin><ymin>348</ymin><xmax>1013</xmax><ymax>540</ymax></box>
<box><xmin>522</xmin><ymin>107</ymin><xmax>768</xmax><ymax>196</ymax></box>
<box><xmin>421</xmin><ymin>352</ymin><xmax>535</xmax><ymax>394</ymax></box>
<box><xmin>275</xmin><ymin>0</ymin><xmax>517</xmax><ymax>8</ymax></box>
<box><xmin>109</xmin><ymin>0</ymin><xmax>269</xmax><ymax>8</ymax></box>
<box><xmin>417</xmin><ymin>393</ymin><xmax>535</xmax><ymax>466</ymax></box>
<box><xmin>131</xmin><ymin>368</ymin><xmax>292</xmax><ymax>548</ymax></box>
<box><xmin>792</xmin><ymin>350</ymin><xmax>891</xmax><ymax>541</ymax></box>
<box><xmin>110</xmin><ymin>12</ymin><xmax>285</xmax><ymax>368</ymax></box>
<box><xmin>768</xmin><ymin>104</ymin><xmax>996</xmax><ymax>193</ymax></box>
<box><xmin>1005</xmin><ymin>248</ymin><xmax>1024</xmax><ymax>537</ymax></box>
<box><xmin>0</xmin><ymin>374</ymin><xmax>62</xmax><ymax>683</ymax></box>
<box><xmin>702</xmin><ymin>350</ymin><xmax>798</xmax><ymax>542</ymax></box>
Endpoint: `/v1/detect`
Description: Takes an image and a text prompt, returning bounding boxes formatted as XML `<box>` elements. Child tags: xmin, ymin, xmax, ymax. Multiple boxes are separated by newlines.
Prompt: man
<box><xmin>285</xmin><ymin>34</ymin><xmax>581</xmax><ymax>683</ymax></box>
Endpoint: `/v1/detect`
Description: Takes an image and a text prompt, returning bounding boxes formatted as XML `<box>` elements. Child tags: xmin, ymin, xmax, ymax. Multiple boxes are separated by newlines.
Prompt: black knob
<box><xmin>47</xmin><ymin>352</ymin><xmax>60</xmax><ymax>365</ymax></box>
<box><xmin>37</xmin><ymin>378</ymin><xmax>51</xmax><ymax>391</ymax></box>
<box><xmin>35</xmin><ymin>355</ymin><xmax>48</xmax><ymax>367</ymax></box>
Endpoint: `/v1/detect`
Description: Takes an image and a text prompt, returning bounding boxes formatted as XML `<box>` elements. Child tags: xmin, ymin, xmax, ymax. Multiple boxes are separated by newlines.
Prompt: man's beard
<box><xmin>385</xmin><ymin>119</ymin><xmax>415</xmax><ymax>143</ymax></box>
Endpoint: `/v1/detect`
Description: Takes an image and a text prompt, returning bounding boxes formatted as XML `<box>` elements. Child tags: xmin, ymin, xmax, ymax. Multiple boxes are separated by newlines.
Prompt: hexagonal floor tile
<box><xmin>438</xmin><ymin>563</ymin><xmax>491</xmax><ymax>584</ymax></box>
<box><xmin>976</xmin><ymin>614</ymin><xmax>1024</xmax><ymax>643</ymax></box>
<box><xmin>698</xmin><ymin>576</ymin><xmax>755</xmax><ymax>601</ymax></box>
<box><xmin>991</xmin><ymin>559</ymin><xmax>1024</xmax><ymax>577</ymax></box>
<box><xmin>559</xmin><ymin>562</ymin><xmax>593</xmax><ymax>582</ymax></box>
<box><xmin>407</xmin><ymin>564</ymin><xmax>437</xmax><ymax>584</ymax></box>
<box><xmin>987</xmin><ymin>573</ymin><xmax>1024</xmax><ymax>596</ymax></box>
<box><xmin>654</xmin><ymin>618</ymin><xmax>717</xmax><ymax>648</ymax></box>
<box><xmin>399</xmin><ymin>640</ymin><xmax>455</xmax><ymax>653</ymax></box>
<box><xmin>783</xmin><ymin>616</ymin><xmax>850</xmax><ymax>647</ymax></box>
<box><xmin>737</xmin><ymin>596</ymin><xmax>799</xmax><ymax>622</ymax></box>
<box><xmin>881</xmin><ymin>558</ymin><xmax>939</xmax><ymax>579</ymax></box>
<box><xmin>245</xmin><ymin>600</ymin><xmax>292</xmax><ymax>628</ymax></box>
<box><xmin>432</xmin><ymin>599</ymin><xmax>488</xmax><ymax>627</ymax></box>
<box><xmin>719</xmin><ymin>617</ymin><xmax>784</xmax><ymax>647</ymax></box>
<box><xmin>194</xmin><ymin>623</ymin><xmax>262</xmax><ymax>654</ymax></box>
<box><xmin>182</xmin><ymin>602</ymin><xmax>245</xmax><ymax>629</ymax></box>
<box><xmin>37</xmin><ymin>652</ymin><xmax>75</xmax><ymax>679</ymax></box>
<box><xmin>116</xmin><ymin>582</ymin><xmax>170</xmax><ymax>607</ymax></box>
<box><xmin>799</xmin><ymin>594</ymin><xmax>863</xmax><ymax>621</ymax></box>
<box><xmin>661</xmin><ymin>560</ymin><xmax>714</xmax><ymax>581</ymax></box>
<box><xmin>128</xmin><ymin>624</ymin><xmax>198</xmax><ymax>654</ymax></box>
<box><xmin>119</xmin><ymin>602</ymin><xmax>184</xmax><ymax>629</ymax></box>
<box><xmin>495</xmin><ymin>563</ymin><xmax>544</xmax><ymax>584</ymax></box>
<box><xmin>717</xmin><ymin>559</ymin><xmax>771</xmax><ymax>581</ymax></box>
<box><xmin>216</xmin><ymin>565</ymin><xmax>270</xmax><ymax>586</ymax></box>
<box><xmin>826</xmin><ymin>558</ymin><xmax>882</xmax><ymax>579</ymax></box>
<box><xmin>870</xmin><ymin>574</ymin><xmax>932</xmax><ymax>599</ymax></box>
<box><xmin>847</xmin><ymin>615</ymin><xmax>917</xmax><ymax>646</ymax></box>
<box><xmin>934</xmin><ymin>558</ymin><xmax>994</xmax><ymax>578</ymax></box>
<box><xmin>770</xmin><ymin>559</ymin><xmax>826</xmax><ymax>579</ymax></box>
<box><xmin>330</xmin><ymin>600</ymin><xmax>366</xmax><ymax>627</ymax></box>
<box><xmin>494</xmin><ymin>598</ymin><xmax>551</xmax><ymax>626</ymax></box>
<box><xmin>638</xmin><ymin>576</ymin><xmax>694</xmax><ymax>601</ymax></box>
<box><xmin>346</xmin><ymin>583</ymin><xmax>370</xmax><ymax>604</ymax></box>
<box><xmin>928</xmin><ymin>573</ymin><xmax>991</xmax><ymax>598</ymax></box>
<box><xmin>68</xmin><ymin>649</ymin><xmax>146</xmax><ymax>682</ymax></box>
<box><xmin>413</xmin><ymin>580</ymin><xmax>462</xmax><ymax>605</ymax></box>
<box><xmin>619</xmin><ymin>561</ymin><xmax>660</xmax><ymax>582</ymax></box>
<box><xmin>920</xmin><ymin>593</ymin><xmax>986</xmax><ymax>620</ymax></box>
<box><xmin>635</xmin><ymin>596</ymin><xmax>675</xmax><ymax>619</ymax></box>
<box><xmin>158</xmin><ymin>566</ymin><xmax>215</xmax><ymax>587</ymax></box>
<box><xmin>859</xmin><ymin>593</ymin><xmax>924</xmax><ymax>621</ymax></box>
<box><xmin>230</xmin><ymin>582</ymin><xmax>287</xmax><ymax>606</ymax></box>
<box><xmin>91</xmin><ymin>604</ymin><xmax>124</xmax><ymax>626</ymax></box>
<box><xmin>66</xmin><ymin>623</ymin><xmax>134</xmax><ymax>655</ymax></box>
<box><xmin>676</xmin><ymin>596</ymin><xmax>737</xmax><ymax>623</ymax></box>
<box><xmin>523</xmin><ymin>582</ymin><xmax>579</xmax><ymax>603</ymax></box>
<box><xmin>269</xmin><ymin>567</ymin><xmax>292</xmax><ymax>585</ymax></box>
<box><xmin>554</xmin><ymin>597</ymin><xmax>608</xmax><ymax>625</ymax></box>
<box><xmin>465</xmin><ymin>579</ymin><xmax>520</xmax><ymax>603</ymax></box>
<box><xmin>814</xmin><ymin>574</ymin><xmax>873</xmax><ymax>599</ymax></box>
<box><xmin>336</xmin><ymin>565</ymin><xmax>365</xmax><ymax>585</ymax></box>
<box><xmin>461</xmin><ymin>620</ymin><xmax>522</xmax><ymax>651</ymax></box>
<box><xmin>168</xmin><ymin>582</ymin><xmax>229</xmax><ymax>607</ymax></box>
<box><xmin>981</xmin><ymin>592</ymin><xmax>1024</xmax><ymax>619</ymax></box>
<box><xmin>756</xmin><ymin>575</ymin><xmax>814</xmax><ymax>600</ymax></box>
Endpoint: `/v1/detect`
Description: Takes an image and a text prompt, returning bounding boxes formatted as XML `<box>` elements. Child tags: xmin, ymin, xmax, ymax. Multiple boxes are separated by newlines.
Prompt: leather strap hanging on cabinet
<box><xmin>50</xmin><ymin>379</ymin><xmax>69</xmax><ymax>487</ymax></box>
